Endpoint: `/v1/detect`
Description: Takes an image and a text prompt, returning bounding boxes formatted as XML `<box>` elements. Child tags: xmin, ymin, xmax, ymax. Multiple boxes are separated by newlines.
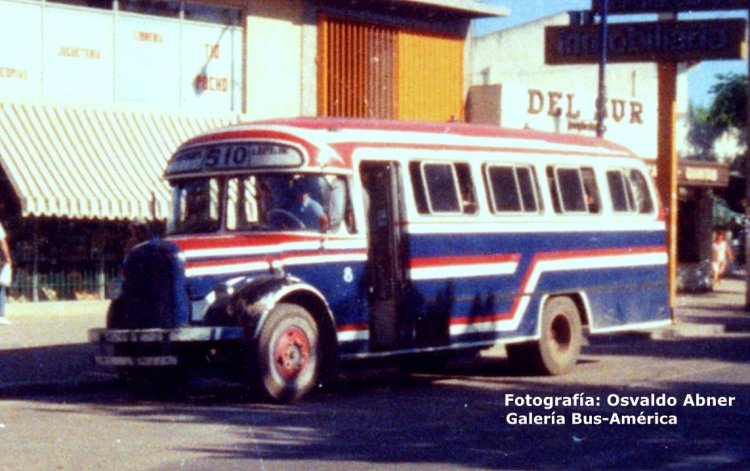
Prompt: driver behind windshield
<box><xmin>290</xmin><ymin>180</ymin><xmax>329</xmax><ymax>231</ymax></box>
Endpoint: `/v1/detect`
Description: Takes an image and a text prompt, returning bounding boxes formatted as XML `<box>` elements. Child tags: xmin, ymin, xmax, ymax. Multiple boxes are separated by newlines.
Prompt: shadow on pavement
<box><xmin>0</xmin><ymin>343</ymin><xmax>101</xmax><ymax>390</ymax></box>
<box><xmin>1</xmin><ymin>332</ymin><xmax>749</xmax><ymax>469</ymax></box>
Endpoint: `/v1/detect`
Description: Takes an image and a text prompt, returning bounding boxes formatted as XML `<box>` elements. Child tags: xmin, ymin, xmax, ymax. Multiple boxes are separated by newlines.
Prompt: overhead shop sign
<box><xmin>545</xmin><ymin>18</ymin><xmax>746</xmax><ymax>64</ymax></box>
<box><xmin>592</xmin><ymin>0</ymin><xmax>749</xmax><ymax>13</ymax></box>
<box><xmin>677</xmin><ymin>161</ymin><xmax>729</xmax><ymax>188</ymax></box>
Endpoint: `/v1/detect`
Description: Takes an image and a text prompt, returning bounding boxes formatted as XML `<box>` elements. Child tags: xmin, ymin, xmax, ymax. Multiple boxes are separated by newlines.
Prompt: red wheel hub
<box><xmin>273</xmin><ymin>326</ymin><xmax>311</xmax><ymax>381</ymax></box>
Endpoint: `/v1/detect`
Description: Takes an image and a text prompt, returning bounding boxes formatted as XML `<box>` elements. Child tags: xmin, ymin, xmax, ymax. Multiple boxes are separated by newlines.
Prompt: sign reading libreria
<box><xmin>0</xmin><ymin>1</ymin><xmax>241</xmax><ymax>112</ymax></box>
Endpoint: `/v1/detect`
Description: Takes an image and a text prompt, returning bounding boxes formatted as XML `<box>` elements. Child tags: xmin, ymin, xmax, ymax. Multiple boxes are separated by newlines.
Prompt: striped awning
<box><xmin>0</xmin><ymin>101</ymin><xmax>236</xmax><ymax>220</ymax></box>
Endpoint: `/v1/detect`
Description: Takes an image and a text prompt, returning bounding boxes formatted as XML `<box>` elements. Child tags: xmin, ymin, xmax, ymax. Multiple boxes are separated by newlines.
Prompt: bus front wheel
<box><xmin>255</xmin><ymin>303</ymin><xmax>321</xmax><ymax>402</ymax></box>
<box><xmin>508</xmin><ymin>296</ymin><xmax>582</xmax><ymax>375</ymax></box>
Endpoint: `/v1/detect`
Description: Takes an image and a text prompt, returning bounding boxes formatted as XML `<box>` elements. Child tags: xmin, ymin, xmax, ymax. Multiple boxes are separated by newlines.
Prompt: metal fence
<box><xmin>7</xmin><ymin>268</ymin><xmax>119</xmax><ymax>302</ymax></box>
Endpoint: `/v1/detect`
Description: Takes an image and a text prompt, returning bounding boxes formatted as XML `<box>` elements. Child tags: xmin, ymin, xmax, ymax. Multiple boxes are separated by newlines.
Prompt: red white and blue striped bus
<box><xmin>90</xmin><ymin>117</ymin><xmax>670</xmax><ymax>402</ymax></box>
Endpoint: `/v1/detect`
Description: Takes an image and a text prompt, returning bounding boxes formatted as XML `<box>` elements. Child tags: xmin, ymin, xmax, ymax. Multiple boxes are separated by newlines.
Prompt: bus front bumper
<box><xmin>89</xmin><ymin>326</ymin><xmax>246</xmax><ymax>367</ymax></box>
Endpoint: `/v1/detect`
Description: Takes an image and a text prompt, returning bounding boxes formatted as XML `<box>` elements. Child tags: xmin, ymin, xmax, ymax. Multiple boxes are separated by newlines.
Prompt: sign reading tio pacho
<box><xmin>167</xmin><ymin>143</ymin><xmax>304</xmax><ymax>176</ymax></box>
<box><xmin>545</xmin><ymin>18</ymin><xmax>746</xmax><ymax>64</ymax></box>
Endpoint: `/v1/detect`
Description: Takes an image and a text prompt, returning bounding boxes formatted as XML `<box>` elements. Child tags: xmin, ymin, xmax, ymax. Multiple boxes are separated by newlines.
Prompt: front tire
<box><xmin>256</xmin><ymin>303</ymin><xmax>321</xmax><ymax>402</ymax></box>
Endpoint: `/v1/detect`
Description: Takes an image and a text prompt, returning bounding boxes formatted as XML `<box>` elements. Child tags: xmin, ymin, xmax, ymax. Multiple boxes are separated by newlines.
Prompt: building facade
<box><xmin>0</xmin><ymin>0</ymin><xmax>505</xmax><ymax>300</ymax></box>
<box><xmin>469</xmin><ymin>12</ymin><xmax>661</xmax><ymax>159</ymax></box>
<box><xmin>468</xmin><ymin>12</ymin><xmax>731</xmax><ymax>291</ymax></box>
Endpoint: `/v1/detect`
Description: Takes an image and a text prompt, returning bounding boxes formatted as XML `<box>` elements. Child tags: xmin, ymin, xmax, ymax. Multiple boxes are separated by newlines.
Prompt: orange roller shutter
<box><xmin>398</xmin><ymin>31</ymin><xmax>463</xmax><ymax>122</ymax></box>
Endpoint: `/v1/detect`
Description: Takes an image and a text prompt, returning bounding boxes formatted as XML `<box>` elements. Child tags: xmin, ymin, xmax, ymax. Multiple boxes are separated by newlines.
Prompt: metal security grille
<box><xmin>319</xmin><ymin>16</ymin><xmax>398</xmax><ymax>119</ymax></box>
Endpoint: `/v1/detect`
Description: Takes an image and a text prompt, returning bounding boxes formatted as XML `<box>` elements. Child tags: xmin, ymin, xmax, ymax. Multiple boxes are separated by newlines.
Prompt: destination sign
<box><xmin>167</xmin><ymin>142</ymin><xmax>303</xmax><ymax>176</ymax></box>
<box><xmin>593</xmin><ymin>0</ymin><xmax>749</xmax><ymax>14</ymax></box>
<box><xmin>545</xmin><ymin>18</ymin><xmax>746</xmax><ymax>64</ymax></box>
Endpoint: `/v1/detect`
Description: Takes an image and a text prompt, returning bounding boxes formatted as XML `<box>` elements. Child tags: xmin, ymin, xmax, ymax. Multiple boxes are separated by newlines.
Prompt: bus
<box><xmin>89</xmin><ymin>117</ymin><xmax>670</xmax><ymax>402</ymax></box>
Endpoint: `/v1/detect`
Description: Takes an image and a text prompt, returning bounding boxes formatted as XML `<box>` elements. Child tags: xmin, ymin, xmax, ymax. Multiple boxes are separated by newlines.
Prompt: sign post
<box><xmin>656</xmin><ymin>61</ymin><xmax>678</xmax><ymax>309</ymax></box>
<box><xmin>546</xmin><ymin>3</ymin><xmax>747</xmax><ymax>315</ymax></box>
<box><xmin>596</xmin><ymin>0</ymin><xmax>608</xmax><ymax>137</ymax></box>
<box><xmin>746</xmin><ymin>3</ymin><xmax>750</xmax><ymax>309</ymax></box>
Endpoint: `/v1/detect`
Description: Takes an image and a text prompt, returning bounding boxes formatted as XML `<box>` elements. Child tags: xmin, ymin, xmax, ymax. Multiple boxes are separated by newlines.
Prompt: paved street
<box><xmin>1</xmin><ymin>279</ymin><xmax>749</xmax><ymax>470</ymax></box>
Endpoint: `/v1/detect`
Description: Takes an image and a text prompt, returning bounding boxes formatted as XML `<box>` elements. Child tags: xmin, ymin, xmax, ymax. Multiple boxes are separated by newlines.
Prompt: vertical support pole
<box><xmin>98</xmin><ymin>258</ymin><xmax>105</xmax><ymax>300</ymax></box>
<box><xmin>32</xmin><ymin>218</ymin><xmax>39</xmax><ymax>302</ymax></box>
<box><xmin>745</xmin><ymin>3</ymin><xmax>750</xmax><ymax>309</ymax></box>
<box><xmin>596</xmin><ymin>0</ymin><xmax>608</xmax><ymax>137</ymax></box>
<box><xmin>657</xmin><ymin>62</ymin><xmax>678</xmax><ymax>316</ymax></box>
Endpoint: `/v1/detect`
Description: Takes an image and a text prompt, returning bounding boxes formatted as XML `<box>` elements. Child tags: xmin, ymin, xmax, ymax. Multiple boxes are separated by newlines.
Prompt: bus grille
<box><xmin>109</xmin><ymin>239</ymin><xmax>188</xmax><ymax>329</ymax></box>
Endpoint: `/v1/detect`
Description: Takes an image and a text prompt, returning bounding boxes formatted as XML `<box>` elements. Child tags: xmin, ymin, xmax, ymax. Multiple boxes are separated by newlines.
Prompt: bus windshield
<box><xmin>169</xmin><ymin>173</ymin><xmax>349</xmax><ymax>235</ymax></box>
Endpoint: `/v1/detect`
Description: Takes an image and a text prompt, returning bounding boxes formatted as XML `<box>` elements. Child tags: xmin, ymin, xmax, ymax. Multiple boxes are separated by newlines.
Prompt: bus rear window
<box><xmin>629</xmin><ymin>169</ymin><xmax>654</xmax><ymax>214</ymax></box>
<box><xmin>607</xmin><ymin>169</ymin><xmax>636</xmax><ymax>213</ymax></box>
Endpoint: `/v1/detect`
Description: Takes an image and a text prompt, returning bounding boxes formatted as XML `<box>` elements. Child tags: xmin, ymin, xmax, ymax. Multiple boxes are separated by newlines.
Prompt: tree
<box><xmin>706</xmin><ymin>72</ymin><xmax>747</xmax><ymax>134</ymax></box>
<box><xmin>686</xmin><ymin>103</ymin><xmax>719</xmax><ymax>160</ymax></box>
<box><xmin>687</xmin><ymin>73</ymin><xmax>748</xmax><ymax>163</ymax></box>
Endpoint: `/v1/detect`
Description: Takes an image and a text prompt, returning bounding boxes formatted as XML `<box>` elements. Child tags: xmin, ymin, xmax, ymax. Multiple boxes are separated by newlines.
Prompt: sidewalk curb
<box><xmin>650</xmin><ymin>323</ymin><xmax>735</xmax><ymax>340</ymax></box>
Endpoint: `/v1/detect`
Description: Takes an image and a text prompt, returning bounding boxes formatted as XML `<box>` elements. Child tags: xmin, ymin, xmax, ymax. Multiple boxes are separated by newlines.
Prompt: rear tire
<box><xmin>507</xmin><ymin>297</ymin><xmax>582</xmax><ymax>375</ymax></box>
<box><xmin>256</xmin><ymin>303</ymin><xmax>321</xmax><ymax>402</ymax></box>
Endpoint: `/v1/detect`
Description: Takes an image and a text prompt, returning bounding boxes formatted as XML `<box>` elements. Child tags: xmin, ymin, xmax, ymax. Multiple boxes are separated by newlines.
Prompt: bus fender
<box><xmin>228</xmin><ymin>275</ymin><xmax>337</xmax><ymax>344</ymax></box>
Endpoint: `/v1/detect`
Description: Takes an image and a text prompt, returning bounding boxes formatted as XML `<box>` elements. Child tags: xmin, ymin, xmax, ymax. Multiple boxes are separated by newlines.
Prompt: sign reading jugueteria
<box><xmin>593</xmin><ymin>0</ymin><xmax>749</xmax><ymax>13</ymax></box>
<box><xmin>545</xmin><ymin>19</ymin><xmax>746</xmax><ymax>64</ymax></box>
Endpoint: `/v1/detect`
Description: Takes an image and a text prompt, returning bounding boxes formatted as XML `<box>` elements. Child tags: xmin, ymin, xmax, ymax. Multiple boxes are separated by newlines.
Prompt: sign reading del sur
<box><xmin>545</xmin><ymin>18</ymin><xmax>746</xmax><ymax>64</ymax></box>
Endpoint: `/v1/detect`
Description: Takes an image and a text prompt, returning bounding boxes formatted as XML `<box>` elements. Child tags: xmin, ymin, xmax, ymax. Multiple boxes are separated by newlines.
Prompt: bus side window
<box><xmin>549</xmin><ymin>166</ymin><xmax>600</xmax><ymax>215</ymax></box>
<box><xmin>581</xmin><ymin>167</ymin><xmax>601</xmax><ymax>214</ymax></box>
<box><xmin>628</xmin><ymin>169</ymin><xmax>654</xmax><ymax>214</ymax></box>
<box><xmin>409</xmin><ymin>162</ymin><xmax>430</xmax><ymax>214</ymax></box>
<box><xmin>455</xmin><ymin>163</ymin><xmax>478</xmax><ymax>214</ymax></box>
<box><xmin>551</xmin><ymin>167</ymin><xmax>587</xmax><ymax>213</ymax></box>
<box><xmin>326</xmin><ymin>175</ymin><xmax>352</xmax><ymax>233</ymax></box>
<box><xmin>409</xmin><ymin>161</ymin><xmax>473</xmax><ymax>215</ymax></box>
<box><xmin>516</xmin><ymin>166</ymin><xmax>540</xmax><ymax>213</ymax></box>
<box><xmin>607</xmin><ymin>170</ymin><xmax>635</xmax><ymax>213</ymax></box>
<box><xmin>486</xmin><ymin>164</ymin><xmax>539</xmax><ymax>213</ymax></box>
<box><xmin>547</xmin><ymin>167</ymin><xmax>562</xmax><ymax>213</ymax></box>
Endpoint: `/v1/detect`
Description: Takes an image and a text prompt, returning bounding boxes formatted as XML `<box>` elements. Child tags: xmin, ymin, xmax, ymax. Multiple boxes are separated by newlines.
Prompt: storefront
<box><xmin>676</xmin><ymin>160</ymin><xmax>732</xmax><ymax>292</ymax></box>
<box><xmin>0</xmin><ymin>0</ymin><xmax>505</xmax><ymax>301</ymax></box>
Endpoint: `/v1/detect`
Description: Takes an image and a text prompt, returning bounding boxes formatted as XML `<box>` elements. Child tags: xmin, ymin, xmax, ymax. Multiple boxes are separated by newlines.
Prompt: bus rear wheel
<box><xmin>507</xmin><ymin>296</ymin><xmax>582</xmax><ymax>375</ymax></box>
<box><xmin>256</xmin><ymin>303</ymin><xmax>321</xmax><ymax>403</ymax></box>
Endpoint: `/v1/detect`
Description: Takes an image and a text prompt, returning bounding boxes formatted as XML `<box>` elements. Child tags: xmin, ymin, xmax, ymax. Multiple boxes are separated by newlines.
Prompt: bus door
<box><xmin>360</xmin><ymin>161</ymin><xmax>407</xmax><ymax>351</ymax></box>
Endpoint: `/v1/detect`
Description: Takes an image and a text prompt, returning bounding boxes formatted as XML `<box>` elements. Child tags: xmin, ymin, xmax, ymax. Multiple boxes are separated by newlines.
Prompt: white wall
<box><xmin>471</xmin><ymin>13</ymin><xmax>669</xmax><ymax>159</ymax></box>
<box><xmin>245</xmin><ymin>0</ymin><xmax>306</xmax><ymax>120</ymax></box>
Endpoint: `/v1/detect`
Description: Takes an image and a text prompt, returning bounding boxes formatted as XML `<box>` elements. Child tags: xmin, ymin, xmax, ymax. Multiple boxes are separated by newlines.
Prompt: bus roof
<box><xmin>172</xmin><ymin>117</ymin><xmax>639</xmax><ymax>175</ymax></box>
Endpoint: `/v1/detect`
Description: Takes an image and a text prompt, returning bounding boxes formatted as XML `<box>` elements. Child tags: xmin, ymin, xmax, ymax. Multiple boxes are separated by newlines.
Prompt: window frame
<box><xmin>484</xmin><ymin>163</ymin><xmax>540</xmax><ymax>215</ymax></box>
<box><xmin>627</xmin><ymin>168</ymin><xmax>655</xmax><ymax>215</ymax></box>
<box><xmin>552</xmin><ymin>166</ymin><xmax>589</xmax><ymax>214</ymax></box>
<box><xmin>415</xmin><ymin>161</ymin><xmax>464</xmax><ymax>216</ymax></box>
<box><xmin>606</xmin><ymin>168</ymin><xmax>637</xmax><ymax>213</ymax></box>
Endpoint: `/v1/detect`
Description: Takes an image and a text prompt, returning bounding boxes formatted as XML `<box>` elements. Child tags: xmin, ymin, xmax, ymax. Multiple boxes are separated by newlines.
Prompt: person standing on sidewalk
<box><xmin>711</xmin><ymin>229</ymin><xmax>734</xmax><ymax>284</ymax></box>
<box><xmin>0</xmin><ymin>221</ymin><xmax>11</xmax><ymax>325</ymax></box>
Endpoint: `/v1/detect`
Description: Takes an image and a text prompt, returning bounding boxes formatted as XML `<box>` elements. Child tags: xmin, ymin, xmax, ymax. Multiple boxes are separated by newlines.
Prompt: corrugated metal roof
<box><xmin>0</xmin><ymin>101</ymin><xmax>235</xmax><ymax>221</ymax></box>
<box><xmin>394</xmin><ymin>0</ymin><xmax>509</xmax><ymax>17</ymax></box>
